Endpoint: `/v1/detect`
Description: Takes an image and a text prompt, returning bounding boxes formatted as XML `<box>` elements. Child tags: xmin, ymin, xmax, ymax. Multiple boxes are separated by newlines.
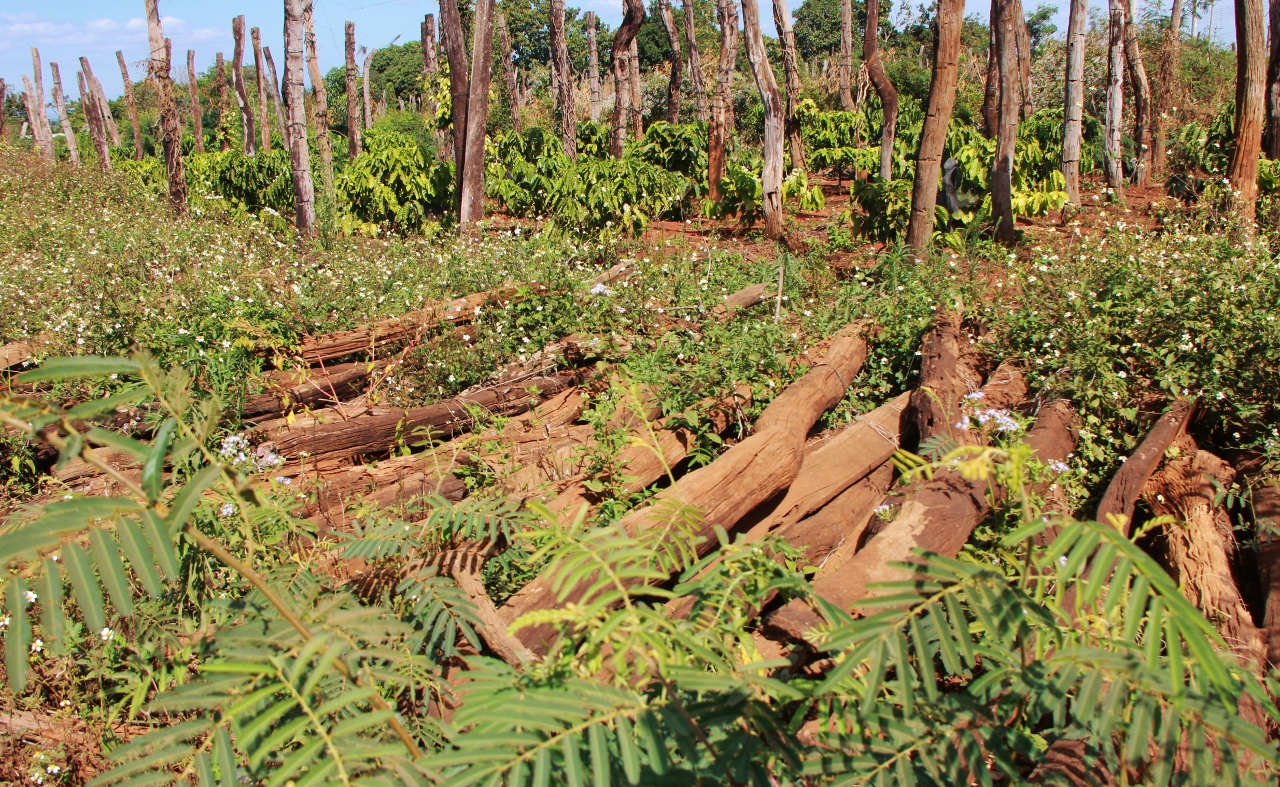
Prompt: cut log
<box><xmin>766</xmin><ymin>390</ymin><xmax>1082</xmax><ymax>647</ymax></box>
<box><xmin>243</xmin><ymin>361</ymin><xmax>389</xmax><ymax>423</ymax></box>
<box><xmin>1254</xmin><ymin>479</ymin><xmax>1280</xmax><ymax>666</ymax></box>
<box><xmin>775</xmin><ymin>461</ymin><xmax>895</xmax><ymax>566</ymax></box>
<box><xmin>908</xmin><ymin>311</ymin><xmax>966</xmax><ymax>446</ymax></box>
<box><xmin>1</xmin><ymin>341</ymin><xmax>34</xmax><ymax>370</ymax></box>
<box><xmin>500</xmin><ymin>324</ymin><xmax>871</xmax><ymax>653</ymax></box>
<box><xmin>710</xmin><ymin>282</ymin><xmax>773</xmax><ymax>318</ymax></box>
<box><xmin>1095</xmin><ymin>398</ymin><xmax>1196</xmax><ymax>536</ymax></box>
<box><xmin>298</xmin><ymin>452</ymin><xmax>468</xmax><ymax>535</ymax></box>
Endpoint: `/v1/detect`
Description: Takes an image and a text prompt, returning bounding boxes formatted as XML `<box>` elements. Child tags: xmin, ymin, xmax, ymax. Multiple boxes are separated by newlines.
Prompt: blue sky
<box><xmin>1</xmin><ymin>0</ymin><xmax>1215</xmax><ymax>103</ymax></box>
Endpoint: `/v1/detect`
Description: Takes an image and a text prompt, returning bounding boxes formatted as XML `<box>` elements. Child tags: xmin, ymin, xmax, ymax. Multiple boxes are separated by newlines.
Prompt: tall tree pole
<box><xmin>439</xmin><ymin>0</ymin><xmax>469</xmax><ymax>181</ymax></box>
<box><xmin>1014</xmin><ymin>1</ymin><xmax>1035</xmax><ymax>116</ymax></box>
<box><xmin>420</xmin><ymin>14</ymin><xmax>449</xmax><ymax>161</ymax></box>
<box><xmin>264</xmin><ymin>46</ymin><xmax>288</xmax><ymax>141</ymax></box>
<box><xmin>864</xmin><ymin>0</ymin><xmax>899</xmax><ymax>179</ymax></box>
<box><xmin>146</xmin><ymin>0</ymin><xmax>187</xmax><ymax>215</ymax></box>
<box><xmin>992</xmin><ymin>0</ymin><xmax>1020</xmax><ymax>244</ymax></box>
<box><xmin>609</xmin><ymin>0</ymin><xmax>646</xmax><ymax>157</ymax></box>
<box><xmin>362</xmin><ymin>49</ymin><xmax>376</xmax><ymax>130</ymax></box>
<box><xmin>1104</xmin><ymin>0</ymin><xmax>1125</xmax><ymax>192</ymax></box>
<box><xmin>49</xmin><ymin>63</ymin><xmax>80</xmax><ymax>167</ymax></box>
<box><xmin>1062</xmin><ymin>0</ymin><xmax>1088</xmax><ymax>203</ymax></box>
<box><xmin>1123</xmin><ymin>0</ymin><xmax>1153</xmax><ymax>184</ymax></box>
<box><xmin>497</xmin><ymin>12</ymin><xmax>524</xmax><ymax>135</ymax></box>
<box><xmin>0</xmin><ymin>80</ymin><xmax>6</xmax><ymax>140</ymax></box>
<box><xmin>1228</xmin><ymin>0</ymin><xmax>1266</xmax><ymax>225</ymax></box>
<box><xmin>304</xmin><ymin>3</ymin><xmax>334</xmax><ymax>200</ymax></box>
<box><xmin>215</xmin><ymin>52</ymin><xmax>230</xmax><ymax>151</ymax></box>
<box><xmin>839</xmin><ymin>0</ymin><xmax>856</xmax><ymax>110</ymax></box>
<box><xmin>232</xmin><ymin>17</ymin><xmax>257</xmax><ymax>156</ymax></box>
<box><xmin>682</xmin><ymin>0</ymin><xmax>710</xmax><ymax>122</ymax></box>
<box><xmin>459</xmin><ymin>0</ymin><xmax>496</xmax><ymax>230</ymax></box>
<box><xmin>22</xmin><ymin>76</ymin><xmax>55</xmax><ymax>161</ymax></box>
<box><xmin>283</xmin><ymin>0</ymin><xmax>315</xmax><ymax>234</ymax></box>
<box><xmin>28</xmin><ymin>49</ymin><xmax>55</xmax><ymax>161</ymax></box>
<box><xmin>81</xmin><ymin>58</ymin><xmax>120</xmax><ymax>146</ymax></box>
<box><xmin>344</xmin><ymin>21</ymin><xmax>361</xmax><ymax>158</ymax></box>
<box><xmin>708</xmin><ymin>0</ymin><xmax>739</xmax><ymax>196</ymax></box>
<box><xmin>772</xmin><ymin>0</ymin><xmax>807</xmax><ymax>174</ymax></box>
<box><xmin>658</xmin><ymin>0</ymin><xmax>685</xmax><ymax>123</ymax></box>
<box><xmin>116</xmin><ymin>51</ymin><xmax>144</xmax><ymax>159</ymax></box>
<box><xmin>981</xmin><ymin>1</ymin><xmax>999</xmax><ymax>136</ymax></box>
<box><xmin>251</xmin><ymin>27</ymin><xmax>272</xmax><ymax>151</ymax></box>
<box><xmin>550</xmin><ymin>0</ymin><xmax>577</xmax><ymax>155</ymax></box>
<box><xmin>1264</xmin><ymin>0</ymin><xmax>1279</xmax><ymax>157</ymax></box>
<box><xmin>586</xmin><ymin>12</ymin><xmax>603</xmax><ymax>122</ymax></box>
<box><xmin>740</xmin><ymin>0</ymin><xmax>785</xmax><ymax>239</ymax></box>
<box><xmin>187</xmin><ymin>50</ymin><xmax>205</xmax><ymax>154</ymax></box>
<box><xmin>77</xmin><ymin>71</ymin><xmax>112</xmax><ymax>170</ymax></box>
<box><xmin>629</xmin><ymin>39</ymin><xmax>644</xmax><ymax>138</ymax></box>
<box><xmin>906</xmin><ymin>0</ymin><xmax>966</xmax><ymax>251</ymax></box>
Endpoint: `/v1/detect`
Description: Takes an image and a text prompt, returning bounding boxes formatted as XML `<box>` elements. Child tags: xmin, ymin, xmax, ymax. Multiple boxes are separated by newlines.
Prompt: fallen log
<box><xmin>1255</xmin><ymin>479</ymin><xmax>1280</xmax><ymax>666</ymax></box>
<box><xmin>775</xmin><ymin>461</ymin><xmax>894</xmax><ymax>566</ymax></box>
<box><xmin>499</xmin><ymin>324</ymin><xmax>871</xmax><ymax>654</ymax></box>
<box><xmin>1</xmin><ymin>340</ymin><xmax>35</xmax><ymax>370</ymax></box>
<box><xmin>299</xmin><ymin>452</ymin><xmax>469</xmax><ymax>536</ymax></box>
<box><xmin>252</xmin><ymin>368</ymin><xmax>588</xmax><ymax>465</ymax></box>
<box><xmin>1095</xmin><ymin>398</ymin><xmax>1196</xmax><ymax>536</ymax></box>
<box><xmin>242</xmin><ymin>360</ymin><xmax>389</xmax><ymax>422</ymax></box>
<box><xmin>908</xmin><ymin>309</ymin><xmax>968</xmax><ymax>446</ymax></box>
<box><xmin>766</xmin><ymin>393</ymin><xmax>1078</xmax><ymax>645</ymax></box>
<box><xmin>710</xmin><ymin>282</ymin><xmax>772</xmax><ymax>318</ymax></box>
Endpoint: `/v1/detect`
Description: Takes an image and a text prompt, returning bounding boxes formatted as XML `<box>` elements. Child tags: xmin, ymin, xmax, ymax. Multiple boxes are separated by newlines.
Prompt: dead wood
<box><xmin>243</xmin><ymin>360</ymin><xmax>389</xmax><ymax>422</ymax></box>
<box><xmin>1027</xmin><ymin>738</ymin><xmax>1115</xmax><ymax>786</ymax></box>
<box><xmin>298</xmin><ymin>452</ymin><xmax>469</xmax><ymax>537</ymax></box>
<box><xmin>499</xmin><ymin>324</ymin><xmax>870</xmax><ymax>654</ymax></box>
<box><xmin>438</xmin><ymin>547</ymin><xmax>538</xmax><ymax>666</ymax></box>
<box><xmin>1095</xmin><ymin>398</ymin><xmax>1196</xmax><ymax>536</ymax></box>
<box><xmin>710</xmin><ymin>282</ymin><xmax>773</xmax><ymax>318</ymax></box>
<box><xmin>1</xmin><ymin>340</ymin><xmax>34</xmax><ymax>370</ymax></box>
<box><xmin>907</xmin><ymin>310</ymin><xmax>966</xmax><ymax>446</ymax></box>
<box><xmin>1255</xmin><ymin>479</ymin><xmax>1280</xmax><ymax>666</ymax></box>
<box><xmin>775</xmin><ymin>461</ymin><xmax>895</xmax><ymax>566</ymax></box>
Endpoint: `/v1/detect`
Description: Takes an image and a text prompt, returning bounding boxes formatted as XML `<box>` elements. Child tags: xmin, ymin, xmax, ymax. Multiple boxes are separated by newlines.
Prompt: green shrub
<box><xmin>186</xmin><ymin>149</ymin><xmax>294</xmax><ymax>214</ymax></box>
<box><xmin>337</xmin><ymin>127</ymin><xmax>453</xmax><ymax>234</ymax></box>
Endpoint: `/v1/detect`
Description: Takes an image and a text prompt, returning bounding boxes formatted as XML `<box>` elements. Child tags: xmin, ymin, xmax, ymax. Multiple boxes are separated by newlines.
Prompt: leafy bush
<box><xmin>576</xmin><ymin>121</ymin><xmax>611</xmax><ymax>159</ymax></box>
<box><xmin>634</xmin><ymin>121</ymin><xmax>708</xmax><ymax>183</ymax></box>
<box><xmin>846</xmin><ymin>176</ymin><xmax>919</xmax><ymax>242</ymax></box>
<box><xmin>701</xmin><ymin>163</ymin><xmax>763</xmax><ymax>226</ymax></box>
<box><xmin>186</xmin><ymin>150</ymin><xmax>294</xmax><ymax>214</ymax></box>
<box><xmin>337</xmin><ymin>127</ymin><xmax>453</xmax><ymax>234</ymax></box>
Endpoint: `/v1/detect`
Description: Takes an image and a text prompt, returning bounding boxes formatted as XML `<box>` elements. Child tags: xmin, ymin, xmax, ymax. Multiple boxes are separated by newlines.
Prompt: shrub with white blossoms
<box><xmin>218</xmin><ymin>434</ymin><xmax>284</xmax><ymax>475</ymax></box>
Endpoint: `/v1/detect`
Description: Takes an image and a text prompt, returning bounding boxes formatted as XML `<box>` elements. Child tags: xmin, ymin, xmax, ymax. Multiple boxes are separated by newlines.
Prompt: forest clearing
<box><xmin>2</xmin><ymin>0</ymin><xmax>1280</xmax><ymax>782</ymax></box>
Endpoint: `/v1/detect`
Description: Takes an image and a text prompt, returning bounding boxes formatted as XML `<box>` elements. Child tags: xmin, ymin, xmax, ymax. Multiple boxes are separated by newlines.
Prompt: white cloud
<box><xmin>86</xmin><ymin>19</ymin><xmax>119</xmax><ymax>34</ymax></box>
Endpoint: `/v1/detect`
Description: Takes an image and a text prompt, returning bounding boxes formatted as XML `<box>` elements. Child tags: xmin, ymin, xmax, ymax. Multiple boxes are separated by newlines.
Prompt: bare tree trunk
<box><xmin>1062</xmin><ymin>0</ymin><xmax>1088</xmax><ymax>202</ymax></box>
<box><xmin>77</xmin><ymin>71</ymin><xmax>111</xmax><ymax>170</ymax></box>
<box><xmin>497</xmin><ymin>12</ymin><xmax>524</xmax><ymax>135</ymax></box>
<box><xmin>1105</xmin><ymin>0</ymin><xmax>1125</xmax><ymax>191</ymax></box>
<box><xmin>992</xmin><ymin>0</ymin><xmax>1020</xmax><ymax>244</ymax></box>
<box><xmin>550</xmin><ymin>0</ymin><xmax>577</xmax><ymax>155</ymax></box>
<box><xmin>27</xmin><ymin>51</ymin><xmax>55</xmax><ymax>161</ymax></box>
<box><xmin>1153</xmin><ymin>0</ymin><xmax>1182</xmax><ymax>173</ymax></box>
<box><xmin>81</xmin><ymin>58</ymin><xmax>120</xmax><ymax>147</ymax></box>
<box><xmin>1014</xmin><ymin>0</ymin><xmax>1035</xmax><ymax>116</ymax></box>
<box><xmin>629</xmin><ymin>39</ymin><xmax>644</xmax><ymax>137</ymax></box>
<box><xmin>49</xmin><ymin>63</ymin><xmax>79</xmax><ymax>167</ymax></box>
<box><xmin>708</xmin><ymin>0</ymin><xmax>739</xmax><ymax>195</ymax></box>
<box><xmin>116</xmin><ymin>51</ymin><xmax>144</xmax><ymax>159</ymax></box>
<box><xmin>344</xmin><ymin>21</ymin><xmax>360</xmax><ymax>158</ymax></box>
<box><xmin>459</xmin><ymin>0</ymin><xmax>496</xmax><ymax>230</ymax></box>
<box><xmin>1230</xmin><ymin>0</ymin><xmax>1266</xmax><ymax>226</ymax></box>
<box><xmin>720</xmin><ymin>0</ymin><xmax>738</xmax><ymax>133</ymax></box>
<box><xmin>362</xmin><ymin>50</ymin><xmax>375</xmax><ymax>130</ymax></box>
<box><xmin>839</xmin><ymin>0</ymin><xmax>856</xmax><ymax>110</ymax></box>
<box><xmin>1123</xmin><ymin>0</ymin><xmax>1153</xmax><ymax>184</ymax></box>
<box><xmin>0</xmin><ymin>80</ymin><xmax>6</xmax><ymax>140</ymax></box>
<box><xmin>264</xmin><ymin>46</ymin><xmax>288</xmax><ymax>142</ymax></box>
<box><xmin>906</xmin><ymin>0</ymin><xmax>966</xmax><ymax>251</ymax></box>
<box><xmin>216</xmin><ymin>52</ymin><xmax>230</xmax><ymax>152</ymax></box>
<box><xmin>439</xmin><ymin>0</ymin><xmax>470</xmax><ymax>185</ymax></box>
<box><xmin>981</xmin><ymin>5</ymin><xmax>999</xmax><ymax>137</ymax></box>
<box><xmin>772</xmin><ymin>0</ymin><xmax>807</xmax><ymax>173</ymax></box>
<box><xmin>186</xmin><ymin>50</ymin><xmax>205</xmax><ymax>154</ymax></box>
<box><xmin>658</xmin><ymin>0</ymin><xmax>685</xmax><ymax>123</ymax></box>
<box><xmin>233</xmin><ymin>17</ymin><xmax>257</xmax><ymax>156</ymax></box>
<box><xmin>21</xmin><ymin>76</ymin><xmax>54</xmax><ymax>161</ymax></box>
<box><xmin>740</xmin><ymin>0</ymin><xmax>785</xmax><ymax>239</ymax></box>
<box><xmin>304</xmin><ymin>5</ymin><xmax>334</xmax><ymax>200</ymax></box>
<box><xmin>586</xmin><ymin>12</ymin><xmax>603</xmax><ymax>122</ymax></box>
<box><xmin>251</xmin><ymin>27</ymin><xmax>272</xmax><ymax>152</ymax></box>
<box><xmin>146</xmin><ymin>0</ymin><xmax>187</xmax><ymax>215</ymax></box>
<box><xmin>682</xmin><ymin>0</ymin><xmax>710</xmax><ymax>122</ymax></box>
<box><xmin>609</xmin><ymin>0</ymin><xmax>646</xmax><ymax>157</ymax></box>
<box><xmin>1266</xmin><ymin>0</ymin><xmax>1280</xmax><ymax>157</ymax></box>
<box><xmin>865</xmin><ymin>0</ymin><xmax>899</xmax><ymax>179</ymax></box>
<box><xmin>283</xmin><ymin>0</ymin><xmax>315</xmax><ymax>234</ymax></box>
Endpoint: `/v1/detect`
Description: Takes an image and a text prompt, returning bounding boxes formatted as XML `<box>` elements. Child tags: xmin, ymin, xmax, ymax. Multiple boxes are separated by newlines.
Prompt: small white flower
<box><xmin>590</xmin><ymin>283</ymin><xmax>611</xmax><ymax>295</ymax></box>
<box><xmin>1048</xmin><ymin>460</ymin><xmax>1070</xmax><ymax>473</ymax></box>
<box><xmin>100</xmin><ymin>627</ymin><xmax>114</xmax><ymax>641</ymax></box>
<box><xmin>0</xmin><ymin>616</ymin><xmax>9</xmax><ymax>629</ymax></box>
<box><xmin>31</xmin><ymin>639</ymin><xmax>43</xmax><ymax>653</ymax></box>
<box><xmin>24</xmin><ymin>590</ymin><xmax>37</xmax><ymax>604</ymax></box>
<box><xmin>59</xmin><ymin>700</ymin><xmax>70</xmax><ymax>708</ymax></box>
<box><xmin>1117</xmin><ymin>370</ymin><xmax>1127</xmax><ymax>379</ymax></box>
<box><xmin>219</xmin><ymin>503</ymin><xmax>235</xmax><ymax>517</ymax></box>
<box><xmin>954</xmin><ymin>420</ymin><xmax>970</xmax><ymax>431</ymax></box>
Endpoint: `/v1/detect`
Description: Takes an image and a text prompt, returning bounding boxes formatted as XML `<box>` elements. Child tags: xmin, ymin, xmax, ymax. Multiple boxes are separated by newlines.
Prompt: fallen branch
<box><xmin>242</xmin><ymin>359</ymin><xmax>390</xmax><ymax>422</ymax></box>
<box><xmin>1095</xmin><ymin>397</ymin><xmax>1196</xmax><ymax>535</ymax></box>
<box><xmin>1256</xmin><ymin>479</ymin><xmax>1280</xmax><ymax>666</ymax></box>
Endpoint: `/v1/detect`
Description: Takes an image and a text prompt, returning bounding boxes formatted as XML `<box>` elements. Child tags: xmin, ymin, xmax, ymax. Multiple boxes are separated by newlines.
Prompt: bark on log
<box><xmin>187</xmin><ymin>50</ymin><xmax>205</xmax><ymax>154</ymax></box>
<box><xmin>839</xmin><ymin>0</ymin><xmax>856</xmax><ymax>110</ymax></box>
<box><xmin>1229</xmin><ymin>0</ymin><xmax>1267</xmax><ymax>226</ymax></box>
<box><xmin>362</xmin><ymin>49</ymin><xmax>375</xmax><ymax>131</ymax></box>
<box><xmin>1254</xmin><ymin>479</ymin><xmax>1280</xmax><ymax>665</ymax></box>
<box><xmin>344</xmin><ymin>21</ymin><xmax>361</xmax><ymax>159</ymax></box>
<box><xmin>907</xmin><ymin>311</ymin><xmax>969</xmax><ymax>446</ymax></box>
<box><xmin>459</xmin><ymin>0</ymin><xmax>496</xmax><ymax>230</ymax></box>
<box><xmin>303</xmin><ymin>5</ymin><xmax>335</xmax><ymax>200</ymax></box>
<box><xmin>251</xmin><ymin>27</ymin><xmax>272</xmax><ymax>152</ymax></box>
<box><xmin>29</xmin><ymin>49</ymin><xmax>55</xmax><ymax>160</ymax></box>
<box><xmin>609</xmin><ymin>0</ymin><xmax>645</xmax><ymax>157</ymax></box>
<box><xmin>864</xmin><ymin>0</ymin><xmax>898</xmax><ymax>180</ymax></box>
<box><xmin>740</xmin><ymin>0</ymin><xmax>786</xmax><ymax>240</ymax></box>
<box><xmin>708</xmin><ymin>0</ymin><xmax>739</xmax><ymax>197</ymax></box>
<box><xmin>283</xmin><ymin>0</ymin><xmax>316</xmax><ymax>234</ymax></box>
<box><xmin>1014</xmin><ymin>0</ymin><xmax>1035</xmax><ymax>117</ymax></box>
<box><xmin>1062</xmin><ymin>0</ymin><xmax>1088</xmax><ymax>203</ymax></box>
<box><xmin>629</xmin><ymin>39</ymin><xmax>644</xmax><ymax>139</ymax></box>
<box><xmin>496</xmin><ymin>13</ymin><xmax>523</xmax><ymax>136</ymax></box>
<box><xmin>216</xmin><ymin>52</ymin><xmax>230</xmax><ymax>152</ymax></box>
<box><xmin>1095</xmin><ymin>398</ymin><xmax>1196</xmax><ymax>536</ymax></box>
<box><xmin>549</xmin><ymin>0</ymin><xmax>577</xmax><ymax>157</ymax></box>
<box><xmin>683</xmin><ymin>0</ymin><xmax>710</xmax><ymax>123</ymax></box>
<box><xmin>1122</xmin><ymin>0</ymin><xmax>1153</xmax><ymax>185</ymax></box>
<box><xmin>297</xmin><ymin>452</ymin><xmax>468</xmax><ymax>534</ymax></box>
<box><xmin>81</xmin><ymin>58</ymin><xmax>120</xmax><ymax>147</ymax></box>
<box><xmin>772</xmin><ymin>0</ymin><xmax>807</xmax><ymax>174</ymax></box>
<box><xmin>981</xmin><ymin>0</ymin><xmax>999</xmax><ymax>137</ymax></box>
<box><xmin>147</xmin><ymin>2</ymin><xmax>187</xmax><ymax>216</ymax></box>
<box><xmin>775</xmin><ymin>462</ymin><xmax>895</xmax><ymax>567</ymax></box>
<box><xmin>439</xmin><ymin>0</ymin><xmax>469</xmax><ymax>181</ymax></box>
<box><xmin>658</xmin><ymin>0</ymin><xmax>684</xmax><ymax>123</ymax></box>
<box><xmin>233</xmin><ymin>17</ymin><xmax>258</xmax><ymax>156</ymax></box>
<box><xmin>905</xmin><ymin>0</ymin><xmax>965</xmax><ymax>252</ymax></box>
<box><xmin>76</xmin><ymin>71</ymin><xmax>112</xmax><ymax>171</ymax></box>
<box><xmin>243</xmin><ymin>361</ymin><xmax>389</xmax><ymax>422</ymax></box>
<box><xmin>767</xmin><ymin>393</ymin><xmax>1079</xmax><ymax>647</ymax></box>
<box><xmin>440</xmin><ymin>549</ymin><xmax>538</xmax><ymax>666</ymax></box>
<box><xmin>1153</xmin><ymin>0</ymin><xmax>1182</xmax><ymax>175</ymax></box>
<box><xmin>1105</xmin><ymin>0</ymin><xmax>1125</xmax><ymax>192</ymax></box>
<box><xmin>500</xmin><ymin>325</ymin><xmax>871</xmax><ymax>654</ymax></box>
<box><xmin>586</xmin><ymin>12</ymin><xmax>603</xmax><ymax>123</ymax></box>
<box><xmin>993</xmin><ymin>0</ymin><xmax>1021</xmax><ymax>245</ymax></box>
<box><xmin>116</xmin><ymin>51</ymin><xmax>144</xmax><ymax>160</ymax></box>
<box><xmin>263</xmin><ymin>46</ymin><xmax>288</xmax><ymax>143</ymax></box>
<box><xmin>49</xmin><ymin>63</ymin><xmax>79</xmax><ymax>167</ymax></box>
